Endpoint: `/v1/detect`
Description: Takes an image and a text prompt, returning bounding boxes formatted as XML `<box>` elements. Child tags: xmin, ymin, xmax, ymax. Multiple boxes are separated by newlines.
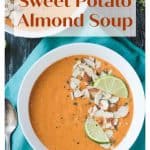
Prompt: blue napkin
<box><xmin>5</xmin><ymin>37</ymin><xmax>145</xmax><ymax>150</ymax></box>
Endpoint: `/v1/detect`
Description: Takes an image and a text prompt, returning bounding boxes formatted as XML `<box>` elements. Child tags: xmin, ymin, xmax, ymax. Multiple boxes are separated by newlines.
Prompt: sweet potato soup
<box><xmin>29</xmin><ymin>55</ymin><xmax>133</xmax><ymax>150</ymax></box>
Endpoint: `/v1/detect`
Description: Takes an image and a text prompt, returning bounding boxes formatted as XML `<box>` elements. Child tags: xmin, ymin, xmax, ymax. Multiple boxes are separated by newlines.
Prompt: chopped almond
<box><xmin>96</xmin><ymin>67</ymin><xmax>101</xmax><ymax>75</ymax></box>
<box><xmin>88</xmin><ymin>88</ymin><xmax>100</xmax><ymax>99</ymax></box>
<box><xmin>107</xmin><ymin>118</ymin><xmax>114</xmax><ymax>123</ymax></box>
<box><xmin>108</xmin><ymin>104</ymin><xmax>118</xmax><ymax>112</ymax></box>
<box><xmin>99</xmin><ymin>100</ymin><xmax>109</xmax><ymax>111</ymax></box>
<box><xmin>88</xmin><ymin>88</ymin><xmax>100</xmax><ymax>93</ymax></box>
<box><xmin>80</xmin><ymin>81</ymin><xmax>88</xmax><ymax>90</ymax></box>
<box><xmin>83</xmin><ymin>72</ymin><xmax>92</xmax><ymax>82</ymax></box>
<box><xmin>95</xmin><ymin>117</ymin><xmax>104</xmax><ymax>126</ymax></box>
<box><xmin>111</xmin><ymin>118</ymin><xmax>119</xmax><ymax>127</ymax></box>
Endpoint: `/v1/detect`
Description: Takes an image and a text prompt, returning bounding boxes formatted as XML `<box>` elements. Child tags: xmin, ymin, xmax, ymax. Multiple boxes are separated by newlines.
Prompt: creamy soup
<box><xmin>5</xmin><ymin>18</ymin><xmax>13</xmax><ymax>27</ymax></box>
<box><xmin>29</xmin><ymin>55</ymin><xmax>133</xmax><ymax>150</ymax></box>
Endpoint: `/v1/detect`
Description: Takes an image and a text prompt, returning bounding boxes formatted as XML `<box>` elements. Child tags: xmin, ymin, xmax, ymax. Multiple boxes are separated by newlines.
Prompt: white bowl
<box><xmin>5</xmin><ymin>3</ymin><xmax>87</xmax><ymax>38</ymax></box>
<box><xmin>18</xmin><ymin>43</ymin><xmax>145</xmax><ymax>150</ymax></box>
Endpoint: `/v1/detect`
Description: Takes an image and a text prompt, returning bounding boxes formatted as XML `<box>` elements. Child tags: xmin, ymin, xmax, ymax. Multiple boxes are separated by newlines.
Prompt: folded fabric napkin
<box><xmin>5</xmin><ymin>37</ymin><xmax>145</xmax><ymax>150</ymax></box>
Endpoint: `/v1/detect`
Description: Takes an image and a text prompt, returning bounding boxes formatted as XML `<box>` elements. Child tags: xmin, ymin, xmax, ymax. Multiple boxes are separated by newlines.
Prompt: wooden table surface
<box><xmin>5</xmin><ymin>5</ymin><xmax>145</xmax><ymax>83</ymax></box>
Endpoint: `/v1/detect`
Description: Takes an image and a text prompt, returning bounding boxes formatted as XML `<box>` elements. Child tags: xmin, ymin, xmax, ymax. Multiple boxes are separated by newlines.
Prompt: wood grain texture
<box><xmin>5</xmin><ymin>5</ymin><xmax>145</xmax><ymax>83</ymax></box>
<box><xmin>5</xmin><ymin>35</ymin><xmax>41</xmax><ymax>82</ymax></box>
<box><xmin>129</xmin><ymin>4</ymin><xmax>145</xmax><ymax>50</ymax></box>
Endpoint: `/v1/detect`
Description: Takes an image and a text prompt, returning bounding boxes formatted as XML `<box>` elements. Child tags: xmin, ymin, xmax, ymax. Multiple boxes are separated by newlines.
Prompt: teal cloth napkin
<box><xmin>5</xmin><ymin>37</ymin><xmax>145</xmax><ymax>150</ymax></box>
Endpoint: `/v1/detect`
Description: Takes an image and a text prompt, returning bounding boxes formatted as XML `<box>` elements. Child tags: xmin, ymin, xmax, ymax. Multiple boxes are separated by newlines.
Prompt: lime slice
<box><xmin>94</xmin><ymin>75</ymin><xmax>128</xmax><ymax>98</ymax></box>
<box><xmin>85</xmin><ymin>118</ymin><xmax>110</xmax><ymax>144</ymax></box>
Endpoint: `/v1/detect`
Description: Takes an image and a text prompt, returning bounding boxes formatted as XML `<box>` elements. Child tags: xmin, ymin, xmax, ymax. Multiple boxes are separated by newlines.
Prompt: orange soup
<box><xmin>5</xmin><ymin>18</ymin><xmax>13</xmax><ymax>27</ymax></box>
<box><xmin>29</xmin><ymin>55</ymin><xmax>133</xmax><ymax>150</ymax></box>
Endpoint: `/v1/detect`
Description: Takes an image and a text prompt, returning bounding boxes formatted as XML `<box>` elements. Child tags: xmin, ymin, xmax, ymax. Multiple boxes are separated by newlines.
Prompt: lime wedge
<box><xmin>85</xmin><ymin>118</ymin><xmax>110</xmax><ymax>144</ymax></box>
<box><xmin>94</xmin><ymin>75</ymin><xmax>128</xmax><ymax>98</ymax></box>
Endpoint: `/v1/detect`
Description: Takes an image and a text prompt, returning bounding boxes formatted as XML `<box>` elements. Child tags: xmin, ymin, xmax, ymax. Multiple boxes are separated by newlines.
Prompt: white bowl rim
<box><xmin>5</xmin><ymin>3</ymin><xmax>87</xmax><ymax>38</ymax></box>
<box><xmin>18</xmin><ymin>43</ymin><xmax>145</xmax><ymax>150</ymax></box>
